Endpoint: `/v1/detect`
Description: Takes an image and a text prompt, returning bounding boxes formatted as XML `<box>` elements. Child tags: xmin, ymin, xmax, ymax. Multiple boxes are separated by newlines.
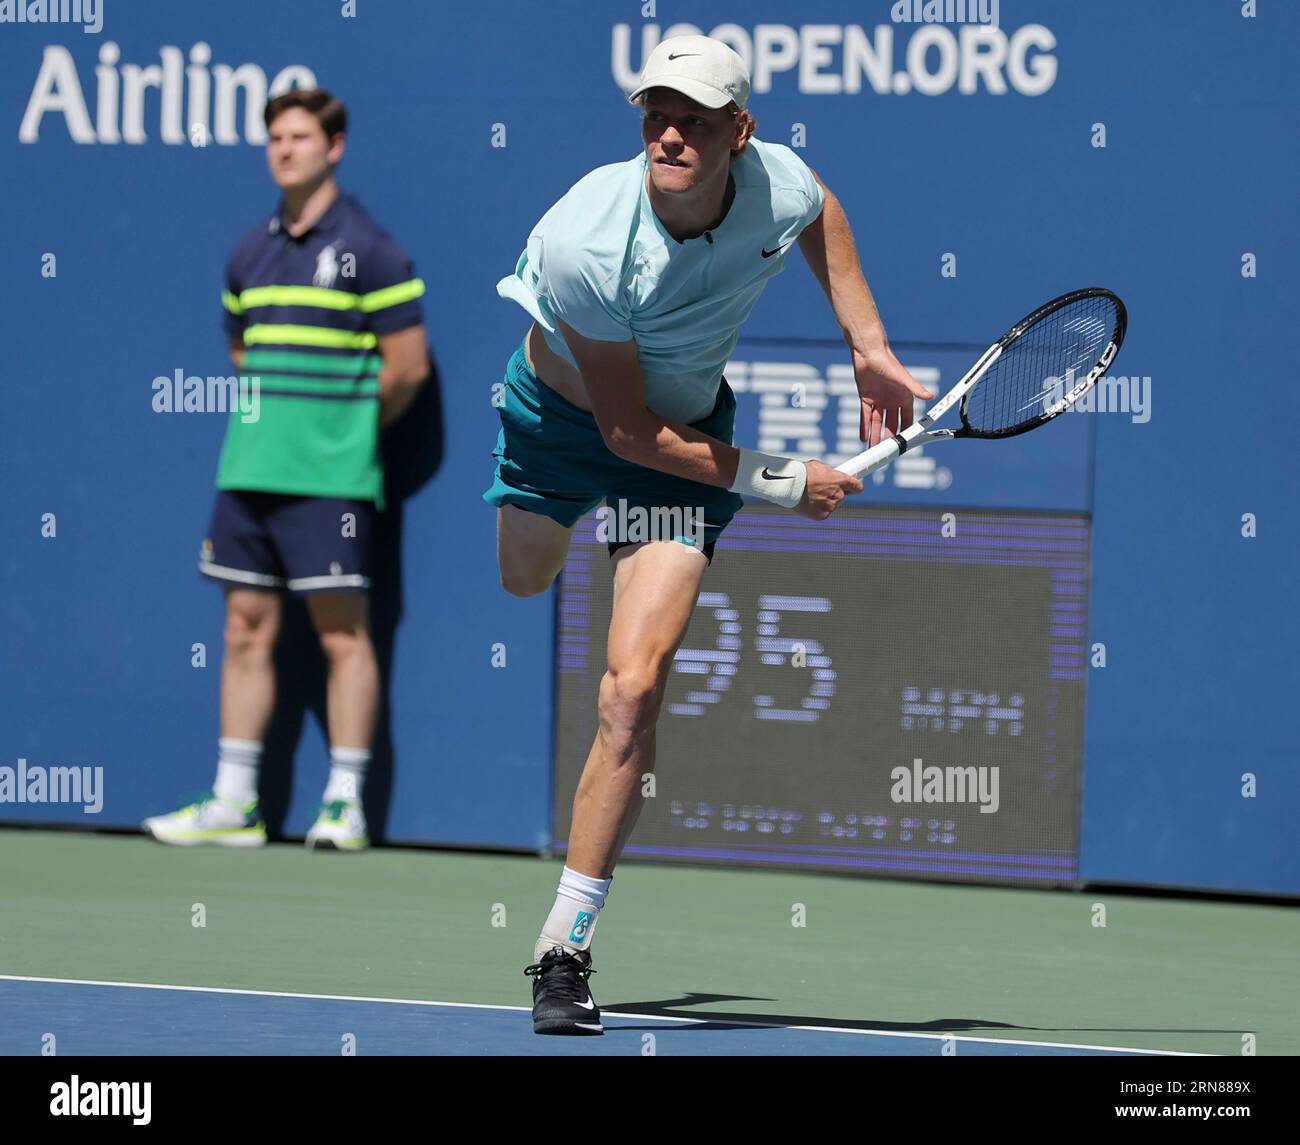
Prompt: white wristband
<box><xmin>730</xmin><ymin>448</ymin><xmax>808</xmax><ymax>509</ymax></box>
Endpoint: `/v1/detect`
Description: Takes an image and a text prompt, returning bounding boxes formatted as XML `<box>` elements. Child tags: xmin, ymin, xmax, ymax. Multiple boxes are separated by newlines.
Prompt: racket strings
<box><xmin>963</xmin><ymin>294</ymin><xmax>1120</xmax><ymax>435</ymax></box>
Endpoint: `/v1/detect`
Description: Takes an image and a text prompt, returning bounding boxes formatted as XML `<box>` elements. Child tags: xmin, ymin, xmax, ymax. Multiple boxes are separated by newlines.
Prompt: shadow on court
<box><xmin>602</xmin><ymin>992</ymin><xmax>1243</xmax><ymax>1042</ymax></box>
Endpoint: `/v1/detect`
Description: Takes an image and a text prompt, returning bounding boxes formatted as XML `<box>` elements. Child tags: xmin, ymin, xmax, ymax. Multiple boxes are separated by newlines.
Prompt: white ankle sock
<box><xmin>534</xmin><ymin>866</ymin><xmax>613</xmax><ymax>961</ymax></box>
<box><xmin>323</xmin><ymin>746</ymin><xmax>370</xmax><ymax>803</ymax></box>
<box><xmin>213</xmin><ymin>738</ymin><xmax>261</xmax><ymax>806</ymax></box>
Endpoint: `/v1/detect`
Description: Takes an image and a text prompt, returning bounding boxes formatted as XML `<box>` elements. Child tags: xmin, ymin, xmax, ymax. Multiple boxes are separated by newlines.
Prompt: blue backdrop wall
<box><xmin>1</xmin><ymin>1</ymin><xmax>1294</xmax><ymax>893</ymax></box>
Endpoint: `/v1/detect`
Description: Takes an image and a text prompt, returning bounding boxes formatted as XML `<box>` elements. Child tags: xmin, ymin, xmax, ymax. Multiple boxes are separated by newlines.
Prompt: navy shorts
<box><xmin>199</xmin><ymin>490</ymin><xmax>374</xmax><ymax>595</ymax></box>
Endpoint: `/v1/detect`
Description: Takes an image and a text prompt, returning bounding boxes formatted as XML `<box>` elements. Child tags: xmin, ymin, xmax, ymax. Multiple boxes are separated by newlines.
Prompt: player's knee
<box><xmin>598</xmin><ymin>664</ymin><xmax>665</xmax><ymax>732</ymax></box>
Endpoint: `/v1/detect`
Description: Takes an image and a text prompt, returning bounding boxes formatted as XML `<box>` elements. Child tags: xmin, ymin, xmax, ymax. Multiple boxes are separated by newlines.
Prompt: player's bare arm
<box><xmin>557</xmin><ymin>317</ymin><xmax>860</xmax><ymax>520</ymax></box>
<box><xmin>554</xmin><ymin>318</ymin><xmax>734</xmax><ymax>485</ymax></box>
<box><xmin>376</xmin><ymin>324</ymin><xmax>430</xmax><ymax>428</ymax></box>
<box><xmin>798</xmin><ymin>171</ymin><xmax>934</xmax><ymax>447</ymax></box>
<box><xmin>228</xmin><ymin>338</ymin><xmax>245</xmax><ymax>372</ymax></box>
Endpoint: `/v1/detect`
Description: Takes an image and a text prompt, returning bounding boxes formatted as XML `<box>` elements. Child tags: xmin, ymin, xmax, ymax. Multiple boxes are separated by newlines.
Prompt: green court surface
<box><xmin>1</xmin><ymin>828</ymin><xmax>1295</xmax><ymax>1055</ymax></box>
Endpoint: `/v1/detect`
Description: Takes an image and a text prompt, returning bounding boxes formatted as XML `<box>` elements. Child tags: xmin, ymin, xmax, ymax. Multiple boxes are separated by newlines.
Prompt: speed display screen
<box><xmin>553</xmin><ymin>504</ymin><xmax>1089</xmax><ymax>886</ymax></box>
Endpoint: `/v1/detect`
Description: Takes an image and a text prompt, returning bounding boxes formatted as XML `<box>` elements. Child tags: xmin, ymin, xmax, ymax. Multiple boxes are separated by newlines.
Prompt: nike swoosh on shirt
<box><xmin>761</xmin><ymin>243</ymin><xmax>791</xmax><ymax>258</ymax></box>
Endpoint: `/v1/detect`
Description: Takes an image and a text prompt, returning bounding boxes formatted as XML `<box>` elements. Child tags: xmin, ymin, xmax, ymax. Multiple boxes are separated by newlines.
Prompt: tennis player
<box><xmin>487</xmin><ymin>36</ymin><xmax>933</xmax><ymax>1034</ymax></box>
<box><xmin>143</xmin><ymin>89</ymin><xmax>428</xmax><ymax>852</ymax></box>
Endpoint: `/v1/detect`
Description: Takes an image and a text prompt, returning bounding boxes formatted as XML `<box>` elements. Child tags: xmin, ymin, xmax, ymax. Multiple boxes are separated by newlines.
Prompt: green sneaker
<box><xmin>142</xmin><ymin>792</ymin><xmax>267</xmax><ymax>847</ymax></box>
<box><xmin>305</xmin><ymin>799</ymin><xmax>369</xmax><ymax>852</ymax></box>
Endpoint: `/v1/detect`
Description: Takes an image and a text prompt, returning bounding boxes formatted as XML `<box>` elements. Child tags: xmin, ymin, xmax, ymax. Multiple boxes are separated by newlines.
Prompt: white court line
<box><xmin>0</xmin><ymin>974</ymin><xmax>1207</xmax><ymax>1056</ymax></box>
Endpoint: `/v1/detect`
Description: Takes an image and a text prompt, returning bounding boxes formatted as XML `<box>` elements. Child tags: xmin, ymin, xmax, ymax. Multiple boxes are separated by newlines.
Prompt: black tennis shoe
<box><xmin>524</xmin><ymin>945</ymin><xmax>603</xmax><ymax>1035</ymax></box>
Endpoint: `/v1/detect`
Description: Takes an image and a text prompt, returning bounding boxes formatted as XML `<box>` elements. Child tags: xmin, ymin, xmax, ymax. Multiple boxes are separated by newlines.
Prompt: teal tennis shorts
<box><xmin>483</xmin><ymin>341</ymin><xmax>743</xmax><ymax>557</ymax></box>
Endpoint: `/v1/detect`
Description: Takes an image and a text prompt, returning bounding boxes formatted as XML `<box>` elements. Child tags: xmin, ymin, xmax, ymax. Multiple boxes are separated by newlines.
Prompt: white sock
<box><xmin>323</xmin><ymin>746</ymin><xmax>370</xmax><ymax>803</ymax></box>
<box><xmin>533</xmin><ymin>866</ymin><xmax>613</xmax><ymax>961</ymax></box>
<box><xmin>213</xmin><ymin>738</ymin><xmax>261</xmax><ymax>806</ymax></box>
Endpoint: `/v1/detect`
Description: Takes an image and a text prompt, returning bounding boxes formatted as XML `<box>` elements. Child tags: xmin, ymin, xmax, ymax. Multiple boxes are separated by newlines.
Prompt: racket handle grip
<box><xmin>836</xmin><ymin>436</ymin><xmax>902</xmax><ymax>479</ymax></box>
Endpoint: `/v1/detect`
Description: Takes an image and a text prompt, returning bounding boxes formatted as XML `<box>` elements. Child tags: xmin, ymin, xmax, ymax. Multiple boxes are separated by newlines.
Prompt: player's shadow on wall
<box><xmin>258</xmin><ymin>350</ymin><xmax>444</xmax><ymax>843</ymax></box>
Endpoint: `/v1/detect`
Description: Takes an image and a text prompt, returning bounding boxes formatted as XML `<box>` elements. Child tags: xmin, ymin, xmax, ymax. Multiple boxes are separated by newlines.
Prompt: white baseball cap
<box><xmin>627</xmin><ymin>35</ymin><xmax>751</xmax><ymax>110</ymax></box>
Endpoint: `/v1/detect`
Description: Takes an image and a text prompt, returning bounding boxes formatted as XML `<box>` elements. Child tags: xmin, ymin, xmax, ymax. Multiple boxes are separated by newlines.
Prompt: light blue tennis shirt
<box><xmin>497</xmin><ymin>137</ymin><xmax>825</xmax><ymax>424</ymax></box>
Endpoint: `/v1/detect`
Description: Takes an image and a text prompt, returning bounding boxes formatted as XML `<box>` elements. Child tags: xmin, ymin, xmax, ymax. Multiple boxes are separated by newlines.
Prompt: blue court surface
<box><xmin>1</xmin><ymin>977</ymin><xmax>1194</xmax><ymax>1056</ymax></box>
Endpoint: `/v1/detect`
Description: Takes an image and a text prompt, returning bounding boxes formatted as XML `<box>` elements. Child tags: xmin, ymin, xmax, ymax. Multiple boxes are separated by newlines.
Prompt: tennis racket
<box><xmin>836</xmin><ymin>287</ymin><xmax>1127</xmax><ymax>480</ymax></box>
